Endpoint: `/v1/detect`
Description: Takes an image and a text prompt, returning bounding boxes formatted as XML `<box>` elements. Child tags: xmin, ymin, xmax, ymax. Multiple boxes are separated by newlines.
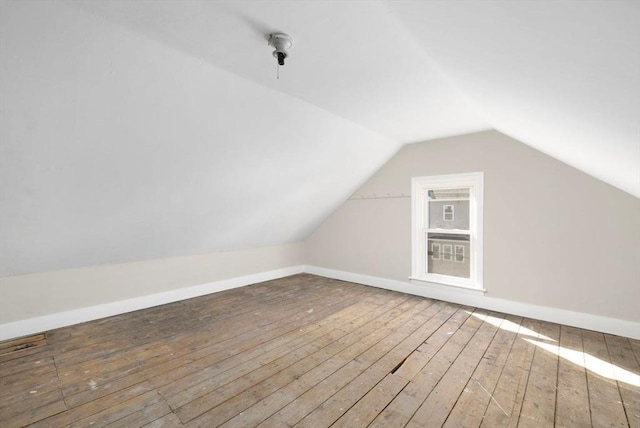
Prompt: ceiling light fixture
<box><xmin>268</xmin><ymin>33</ymin><xmax>293</xmax><ymax>79</ymax></box>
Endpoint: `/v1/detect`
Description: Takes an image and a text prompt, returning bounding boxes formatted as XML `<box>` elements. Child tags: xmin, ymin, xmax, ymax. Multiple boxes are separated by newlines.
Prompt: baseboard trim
<box><xmin>303</xmin><ymin>265</ymin><xmax>640</xmax><ymax>340</ymax></box>
<box><xmin>0</xmin><ymin>265</ymin><xmax>305</xmax><ymax>341</ymax></box>
<box><xmin>3</xmin><ymin>264</ymin><xmax>637</xmax><ymax>341</ymax></box>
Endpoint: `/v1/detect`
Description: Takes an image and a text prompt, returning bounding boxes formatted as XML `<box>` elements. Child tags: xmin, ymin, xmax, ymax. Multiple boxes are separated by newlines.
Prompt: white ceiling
<box><xmin>1</xmin><ymin>0</ymin><xmax>638</xmax><ymax>277</ymax></box>
<box><xmin>390</xmin><ymin>0</ymin><xmax>640</xmax><ymax>196</ymax></box>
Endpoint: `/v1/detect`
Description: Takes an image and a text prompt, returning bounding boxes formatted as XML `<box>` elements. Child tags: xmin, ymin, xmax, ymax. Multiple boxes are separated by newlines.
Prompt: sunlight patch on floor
<box><xmin>468</xmin><ymin>311</ymin><xmax>555</xmax><ymax>341</ymax></box>
<box><xmin>524</xmin><ymin>338</ymin><xmax>640</xmax><ymax>387</ymax></box>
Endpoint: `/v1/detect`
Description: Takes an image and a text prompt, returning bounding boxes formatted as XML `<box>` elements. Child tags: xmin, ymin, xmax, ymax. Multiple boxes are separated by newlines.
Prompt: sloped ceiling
<box><xmin>0</xmin><ymin>0</ymin><xmax>637</xmax><ymax>277</ymax></box>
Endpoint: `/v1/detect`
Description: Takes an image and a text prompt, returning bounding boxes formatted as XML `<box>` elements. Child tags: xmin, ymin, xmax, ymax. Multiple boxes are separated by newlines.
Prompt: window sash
<box><xmin>411</xmin><ymin>172</ymin><xmax>484</xmax><ymax>291</ymax></box>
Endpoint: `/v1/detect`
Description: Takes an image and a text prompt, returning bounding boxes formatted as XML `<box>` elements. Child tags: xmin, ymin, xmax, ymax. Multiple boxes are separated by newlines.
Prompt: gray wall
<box><xmin>0</xmin><ymin>242</ymin><xmax>304</xmax><ymax>324</ymax></box>
<box><xmin>305</xmin><ymin>130</ymin><xmax>640</xmax><ymax>323</ymax></box>
<box><xmin>2</xmin><ymin>131</ymin><xmax>638</xmax><ymax>330</ymax></box>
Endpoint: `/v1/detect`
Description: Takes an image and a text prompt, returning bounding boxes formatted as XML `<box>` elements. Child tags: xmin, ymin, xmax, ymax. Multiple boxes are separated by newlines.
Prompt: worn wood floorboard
<box><xmin>442</xmin><ymin>314</ymin><xmax>523</xmax><ymax>428</ymax></box>
<box><xmin>0</xmin><ymin>273</ymin><xmax>637</xmax><ymax>427</ymax></box>
<box><xmin>604</xmin><ymin>334</ymin><xmax>640</xmax><ymax>428</ymax></box>
<box><xmin>582</xmin><ymin>330</ymin><xmax>629</xmax><ymax>427</ymax></box>
<box><xmin>178</xmin><ymin>295</ymin><xmax>418</xmax><ymax>426</ymax></box>
<box><xmin>554</xmin><ymin>326</ymin><xmax>591</xmax><ymax>427</ymax></box>
<box><xmin>517</xmin><ymin>321</ymin><xmax>561</xmax><ymax>428</ymax></box>
<box><xmin>479</xmin><ymin>317</ymin><xmax>541</xmax><ymax>428</ymax></box>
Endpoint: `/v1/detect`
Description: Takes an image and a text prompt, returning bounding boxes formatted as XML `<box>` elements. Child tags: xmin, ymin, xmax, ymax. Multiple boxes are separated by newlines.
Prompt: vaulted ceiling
<box><xmin>1</xmin><ymin>0</ymin><xmax>638</xmax><ymax>277</ymax></box>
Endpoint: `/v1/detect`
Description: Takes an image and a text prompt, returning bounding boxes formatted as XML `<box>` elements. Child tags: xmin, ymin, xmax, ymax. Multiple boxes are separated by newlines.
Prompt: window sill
<box><xmin>408</xmin><ymin>276</ymin><xmax>486</xmax><ymax>295</ymax></box>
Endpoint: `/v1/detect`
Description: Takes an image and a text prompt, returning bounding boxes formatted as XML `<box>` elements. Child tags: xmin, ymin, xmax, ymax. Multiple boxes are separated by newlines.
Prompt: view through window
<box><xmin>411</xmin><ymin>173</ymin><xmax>484</xmax><ymax>290</ymax></box>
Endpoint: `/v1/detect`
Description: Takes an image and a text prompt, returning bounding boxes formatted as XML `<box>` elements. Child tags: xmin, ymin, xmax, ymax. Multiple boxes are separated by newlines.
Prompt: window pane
<box><xmin>430</xmin><ymin>242</ymin><xmax>441</xmax><ymax>260</ymax></box>
<box><xmin>428</xmin><ymin>188</ymin><xmax>470</xmax><ymax>230</ymax></box>
<box><xmin>427</xmin><ymin>233</ymin><xmax>470</xmax><ymax>278</ymax></box>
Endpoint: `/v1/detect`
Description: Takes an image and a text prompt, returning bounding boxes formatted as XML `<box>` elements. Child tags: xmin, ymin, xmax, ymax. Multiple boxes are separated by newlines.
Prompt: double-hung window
<box><xmin>411</xmin><ymin>172</ymin><xmax>484</xmax><ymax>291</ymax></box>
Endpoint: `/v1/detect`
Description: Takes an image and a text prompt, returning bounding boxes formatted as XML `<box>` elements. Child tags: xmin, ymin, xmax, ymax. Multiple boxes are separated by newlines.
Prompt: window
<box><xmin>411</xmin><ymin>172</ymin><xmax>484</xmax><ymax>290</ymax></box>
<box><xmin>443</xmin><ymin>205</ymin><xmax>454</xmax><ymax>221</ymax></box>
<box><xmin>431</xmin><ymin>243</ymin><xmax>441</xmax><ymax>260</ymax></box>
<box><xmin>442</xmin><ymin>244</ymin><xmax>453</xmax><ymax>261</ymax></box>
<box><xmin>454</xmin><ymin>245</ymin><xmax>465</xmax><ymax>263</ymax></box>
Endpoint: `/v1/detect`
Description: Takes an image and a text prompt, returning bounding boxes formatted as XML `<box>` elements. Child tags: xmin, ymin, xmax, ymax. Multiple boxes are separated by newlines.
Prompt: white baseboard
<box><xmin>3</xmin><ymin>264</ymin><xmax>637</xmax><ymax>341</ymax></box>
<box><xmin>0</xmin><ymin>265</ymin><xmax>305</xmax><ymax>341</ymax></box>
<box><xmin>303</xmin><ymin>265</ymin><xmax>640</xmax><ymax>340</ymax></box>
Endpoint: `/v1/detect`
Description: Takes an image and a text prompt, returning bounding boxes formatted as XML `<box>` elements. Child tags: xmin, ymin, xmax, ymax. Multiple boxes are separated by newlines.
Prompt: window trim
<box><xmin>410</xmin><ymin>172</ymin><xmax>484</xmax><ymax>292</ymax></box>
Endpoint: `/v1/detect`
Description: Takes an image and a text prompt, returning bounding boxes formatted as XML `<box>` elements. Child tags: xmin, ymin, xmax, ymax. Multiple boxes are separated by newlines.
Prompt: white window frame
<box><xmin>410</xmin><ymin>172</ymin><xmax>484</xmax><ymax>291</ymax></box>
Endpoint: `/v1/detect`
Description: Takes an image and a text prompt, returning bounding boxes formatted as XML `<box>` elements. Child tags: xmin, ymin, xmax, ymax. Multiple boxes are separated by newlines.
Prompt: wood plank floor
<box><xmin>1</xmin><ymin>273</ymin><xmax>638</xmax><ymax>427</ymax></box>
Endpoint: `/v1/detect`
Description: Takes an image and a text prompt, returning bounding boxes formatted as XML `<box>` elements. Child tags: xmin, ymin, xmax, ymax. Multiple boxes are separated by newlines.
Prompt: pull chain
<box><xmin>277</xmin><ymin>63</ymin><xmax>280</xmax><ymax>80</ymax></box>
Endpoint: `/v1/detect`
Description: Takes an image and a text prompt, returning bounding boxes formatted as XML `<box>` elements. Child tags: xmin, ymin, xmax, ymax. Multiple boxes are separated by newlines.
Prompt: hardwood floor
<box><xmin>1</xmin><ymin>274</ymin><xmax>638</xmax><ymax>427</ymax></box>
